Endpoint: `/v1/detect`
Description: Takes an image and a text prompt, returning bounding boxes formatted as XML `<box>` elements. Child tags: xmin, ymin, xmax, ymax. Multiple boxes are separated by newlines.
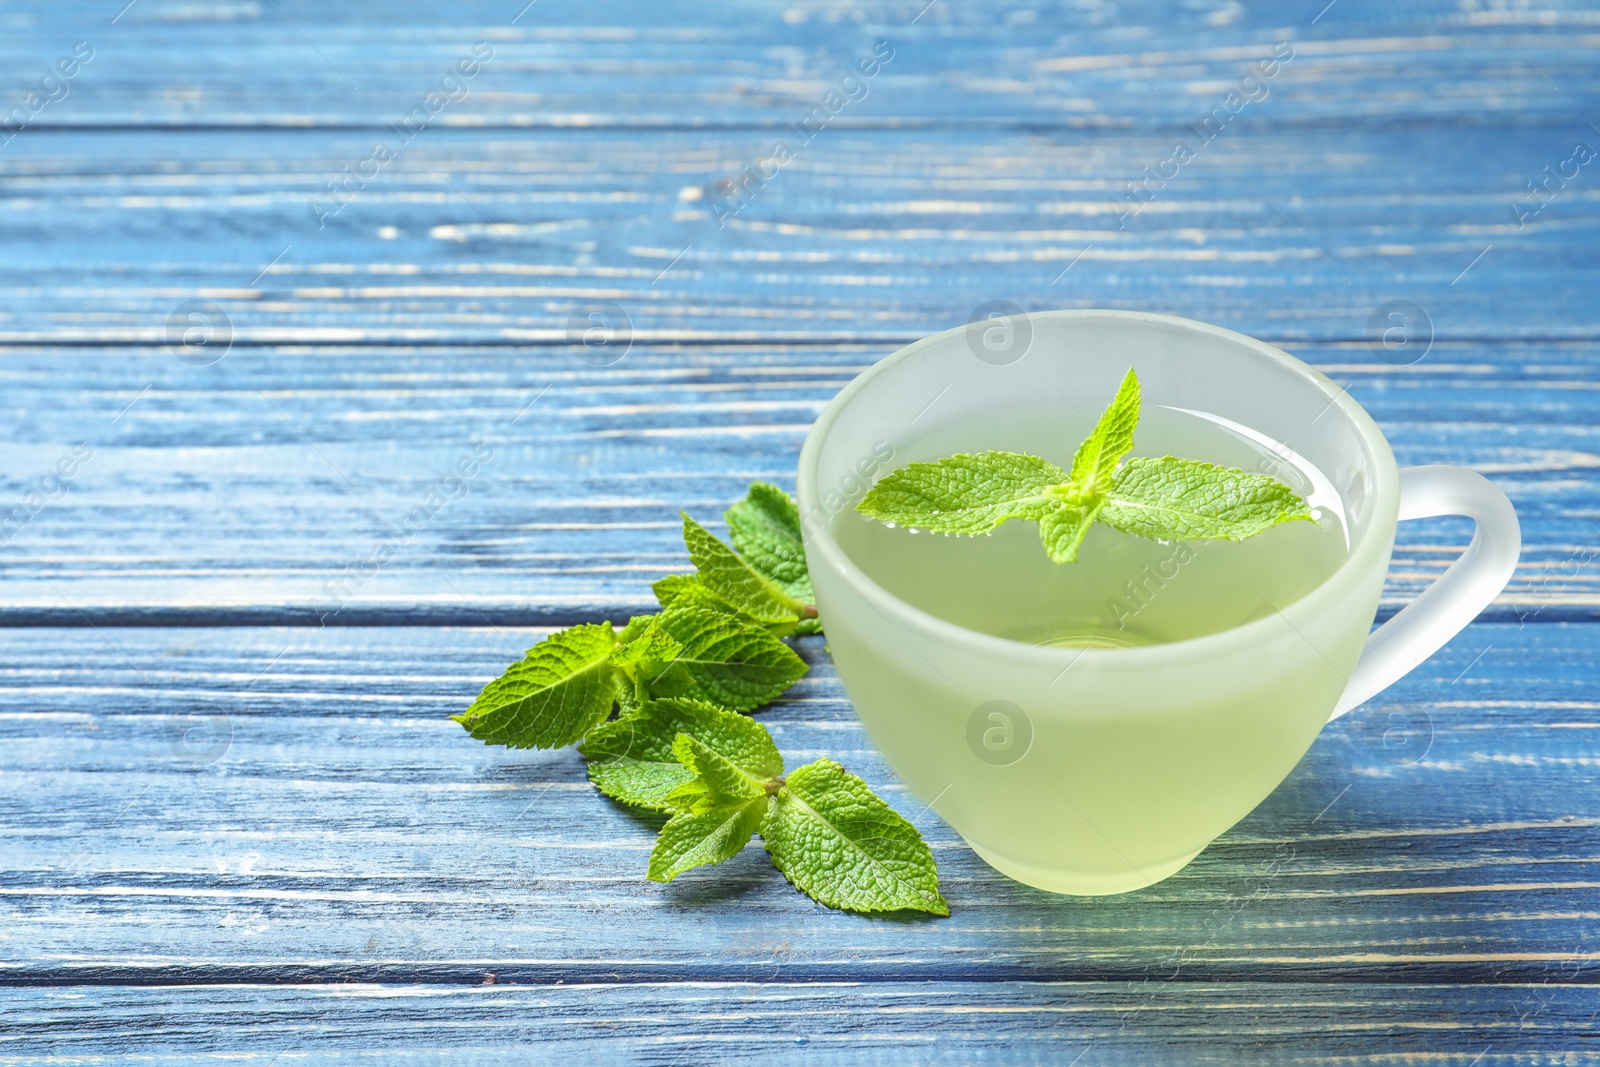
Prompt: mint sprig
<box><xmin>643</xmin><ymin>704</ymin><xmax>948</xmax><ymax>915</ymax></box>
<box><xmin>856</xmin><ymin>368</ymin><xmax>1312</xmax><ymax>562</ymax></box>
<box><xmin>454</xmin><ymin>483</ymin><xmax>948</xmax><ymax>917</ymax></box>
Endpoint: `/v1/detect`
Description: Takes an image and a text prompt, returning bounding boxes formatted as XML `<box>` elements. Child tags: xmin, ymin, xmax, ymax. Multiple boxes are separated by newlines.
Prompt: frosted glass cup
<box><xmin>797</xmin><ymin>310</ymin><xmax>1520</xmax><ymax>895</ymax></box>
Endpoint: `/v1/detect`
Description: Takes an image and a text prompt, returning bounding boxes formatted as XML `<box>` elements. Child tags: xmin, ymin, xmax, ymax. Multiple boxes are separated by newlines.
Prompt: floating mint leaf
<box><xmin>764</xmin><ymin>759</ymin><xmax>949</xmax><ymax>916</ymax></box>
<box><xmin>855</xmin><ymin>368</ymin><xmax>1312</xmax><ymax>566</ymax></box>
<box><xmin>452</xmin><ymin>622</ymin><xmax>617</xmax><ymax>749</ymax></box>
<box><xmin>648</xmin><ymin>795</ymin><xmax>769</xmax><ymax>883</ymax></box>
<box><xmin>1068</xmin><ymin>367</ymin><xmax>1140</xmax><ymax>495</ymax></box>
<box><xmin>725</xmin><ymin>482</ymin><xmax>814</xmax><ymax>603</ymax></box>
<box><xmin>648</xmin><ymin>605</ymin><xmax>807</xmax><ymax>711</ymax></box>
<box><xmin>856</xmin><ymin>451</ymin><xmax>1069</xmax><ymax>535</ymax></box>
<box><xmin>581</xmin><ymin>698</ymin><xmax>783</xmax><ymax>812</ymax></box>
<box><xmin>1036</xmin><ymin>496</ymin><xmax>1101</xmax><ymax>564</ymax></box>
<box><xmin>682</xmin><ymin>513</ymin><xmax>805</xmax><ymax>625</ymax></box>
<box><xmin>1099</xmin><ymin>456</ymin><xmax>1314</xmax><ymax>541</ymax></box>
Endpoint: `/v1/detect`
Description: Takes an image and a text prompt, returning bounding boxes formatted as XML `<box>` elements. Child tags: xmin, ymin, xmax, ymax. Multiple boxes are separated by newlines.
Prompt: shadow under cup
<box><xmin>797</xmin><ymin>311</ymin><xmax>1401</xmax><ymax>895</ymax></box>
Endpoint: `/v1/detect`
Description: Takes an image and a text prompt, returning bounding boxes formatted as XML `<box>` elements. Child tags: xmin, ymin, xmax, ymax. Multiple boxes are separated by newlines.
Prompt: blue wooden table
<box><xmin>3</xmin><ymin>1</ymin><xmax>1599</xmax><ymax>1062</ymax></box>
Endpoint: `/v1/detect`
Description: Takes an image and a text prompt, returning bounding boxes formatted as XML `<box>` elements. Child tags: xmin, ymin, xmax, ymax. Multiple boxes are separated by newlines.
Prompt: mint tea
<box><xmin>831</xmin><ymin>401</ymin><xmax>1350</xmax><ymax>648</ymax></box>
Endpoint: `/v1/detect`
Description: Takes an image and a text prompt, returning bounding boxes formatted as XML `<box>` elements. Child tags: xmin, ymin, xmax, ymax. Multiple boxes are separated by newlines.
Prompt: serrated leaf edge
<box><xmin>765</xmin><ymin>761</ymin><xmax>950</xmax><ymax>916</ymax></box>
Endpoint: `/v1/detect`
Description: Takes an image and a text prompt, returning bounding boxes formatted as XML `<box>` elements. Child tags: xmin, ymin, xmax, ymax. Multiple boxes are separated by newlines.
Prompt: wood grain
<box><xmin>3</xmin><ymin>0</ymin><xmax>1598</xmax><ymax>128</ymax></box>
<box><xmin>3</xmin><ymin>0</ymin><xmax>1597</xmax><ymax>1056</ymax></box>
<box><xmin>5</xmin><ymin>982</ymin><xmax>1594</xmax><ymax>1065</ymax></box>
<box><xmin>0</xmin><ymin>341</ymin><xmax>1595</xmax><ymax>621</ymax></box>
<box><xmin>1</xmin><ymin>623</ymin><xmax>1595</xmax><ymax>987</ymax></box>
<box><xmin>0</xmin><ymin>125</ymin><xmax>1594</xmax><ymax>344</ymax></box>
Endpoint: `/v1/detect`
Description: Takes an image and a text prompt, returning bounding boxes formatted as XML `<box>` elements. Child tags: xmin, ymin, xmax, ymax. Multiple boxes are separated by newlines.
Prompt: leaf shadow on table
<box><xmin>594</xmin><ymin>793</ymin><xmax>774</xmax><ymax>908</ymax></box>
<box><xmin>600</xmin><ymin>795</ymin><xmax>670</xmax><ymax>835</ymax></box>
<box><xmin>656</xmin><ymin>847</ymin><xmax>772</xmax><ymax>909</ymax></box>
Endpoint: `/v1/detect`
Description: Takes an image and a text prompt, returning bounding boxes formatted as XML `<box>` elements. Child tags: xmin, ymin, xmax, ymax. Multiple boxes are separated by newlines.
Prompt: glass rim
<box><xmin>797</xmin><ymin>309</ymin><xmax>1401</xmax><ymax>665</ymax></box>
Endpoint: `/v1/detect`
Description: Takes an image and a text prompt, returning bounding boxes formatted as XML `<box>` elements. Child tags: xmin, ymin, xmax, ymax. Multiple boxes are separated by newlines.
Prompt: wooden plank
<box><xmin>0</xmin><ymin>125</ymin><xmax>1594</xmax><ymax>343</ymax></box>
<box><xmin>1</xmin><ymin>0</ymin><xmax>1592</xmax><ymax>1057</ymax></box>
<box><xmin>1</xmin><ymin>622</ymin><xmax>1596</xmax><ymax>985</ymax></box>
<box><xmin>3</xmin><ymin>0</ymin><xmax>1598</xmax><ymax>128</ymax></box>
<box><xmin>0</xmin><ymin>341</ymin><xmax>1595</xmax><ymax>621</ymax></box>
<box><xmin>3</xmin><ymin>981</ymin><xmax>1593</xmax><ymax>1064</ymax></box>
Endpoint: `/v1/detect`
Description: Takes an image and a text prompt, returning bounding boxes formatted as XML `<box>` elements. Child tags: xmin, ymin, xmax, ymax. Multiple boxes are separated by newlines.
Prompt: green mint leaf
<box><xmin>1068</xmin><ymin>367</ymin><xmax>1140</xmax><ymax>495</ymax></box>
<box><xmin>452</xmin><ymin>622</ymin><xmax>617</xmax><ymax>749</ymax></box>
<box><xmin>664</xmin><ymin>731</ymin><xmax>775</xmax><ymax>811</ymax></box>
<box><xmin>647</xmin><ymin>605</ymin><xmax>808</xmax><ymax>711</ymax></box>
<box><xmin>725</xmin><ymin>482</ymin><xmax>814</xmax><ymax>603</ymax></box>
<box><xmin>1037</xmin><ymin>497</ymin><xmax>1101</xmax><ymax>564</ymax></box>
<box><xmin>613</xmin><ymin>671</ymin><xmax>646</xmax><ymax>719</ymax></box>
<box><xmin>762</xmin><ymin>759</ymin><xmax>948</xmax><ymax>916</ymax></box>
<box><xmin>1099</xmin><ymin>456</ymin><xmax>1315</xmax><ymax>541</ymax></box>
<box><xmin>584</xmin><ymin>727</ymin><xmax>695</xmax><ymax>812</ymax></box>
<box><xmin>581</xmin><ymin>697</ymin><xmax>781</xmax><ymax>812</ymax></box>
<box><xmin>648</xmin><ymin>795</ymin><xmax>769</xmax><ymax>883</ymax></box>
<box><xmin>652</xmin><ymin>574</ymin><xmax>722</xmax><ymax>611</ymax></box>
<box><xmin>856</xmin><ymin>451</ymin><xmax>1069</xmax><ymax>535</ymax></box>
<box><xmin>682</xmin><ymin>513</ymin><xmax>805</xmax><ymax>625</ymax></box>
<box><xmin>648</xmin><ymin>718</ymin><xmax>785</xmax><ymax>881</ymax></box>
<box><xmin>853</xmin><ymin>366</ymin><xmax>1310</xmax><ymax>570</ymax></box>
<box><xmin>608</xmin><ymin>613</ymin><xmax>683</xmax><ymax>707</ymax></box>
<box><xmin>610</xmin><ymin>614</ymin><xmax>683</xmax><ymax>674</ymax></box>
<box><xmin>650</xmin><ymin>720</ymin><xmax>785</xmax><ymax>883</ymax></box>
<box><xmin>655</xmin><ymin>572</ymin><xmax>815</xmax><ymax>639</ymax></box>
<box><xmin>615</xmin><ymin>614</ymin><xmax>656</xmax><ymax>644</ymax></box>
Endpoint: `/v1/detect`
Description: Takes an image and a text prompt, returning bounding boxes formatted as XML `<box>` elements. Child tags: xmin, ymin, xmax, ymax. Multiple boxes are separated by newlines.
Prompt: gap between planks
<box><xmin>7</xmin><ymin>961</ymin><xmax>1600</xmax><ymax>989</ymax></box>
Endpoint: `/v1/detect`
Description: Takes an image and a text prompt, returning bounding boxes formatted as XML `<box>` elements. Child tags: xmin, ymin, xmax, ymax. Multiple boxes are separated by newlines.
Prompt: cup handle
<box><xmin>1328</xmin><ymin>465</ymin><xmax>1521</xmax><ymax>721</ymax></box>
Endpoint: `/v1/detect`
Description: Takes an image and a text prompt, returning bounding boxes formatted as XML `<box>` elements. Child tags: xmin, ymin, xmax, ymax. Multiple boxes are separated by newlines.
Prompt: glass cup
<box><xmin>797</xmin><ymin>310</ymin><xmax>1520</xmax><ymax>895</ymax></box>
